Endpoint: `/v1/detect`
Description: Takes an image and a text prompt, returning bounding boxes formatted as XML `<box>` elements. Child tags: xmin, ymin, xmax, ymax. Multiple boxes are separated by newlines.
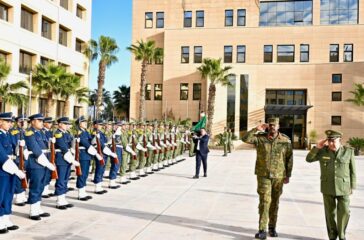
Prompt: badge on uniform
<box><xmin>55</xmin><ymin>133</ymin><xmax>63</xmax><ymax>138</ymax></box>
<box><xmin>25</xmin><ymin>130</ymin><xmax>34</xmax><ymax>136</ymax></box>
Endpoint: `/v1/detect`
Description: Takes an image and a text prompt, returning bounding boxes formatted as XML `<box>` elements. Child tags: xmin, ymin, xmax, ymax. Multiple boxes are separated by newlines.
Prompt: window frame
<box><xmin>194</xmin><ymin>46</ymin><xmax>203</xmax><ymax>64</ymax></box>
<box><xmin>0</xmin><ymin>2</ymin><xmax>9</xmax><ymax>22</ymax></box>
<box><xmin>225</xmin><ymin>9</ymin><xmax>234</xmax><ymax>26</ymax></box>
<box><xmin>332</xmin><ymin>74</ymin><xmax>342</xmax><ymax>84</ymax></box>
<box><xmin>156</xmin><ymin>11</ymin><xmax>164</xmax><ymax>28</ymax></box>
<box><xmin>332</xmin><ymin>91</ymin><xmax>342</xmax><ymax>101</ymax></box>
<box><xmin>60</xmin><ymin>0</ymin><xmax>69</xmax><ymax>10</ymax></box>
<box><xmin>75</xmin><ymin>38</ymin><xmax>84</xmax><ymax>53</ymax></box>
<box><xmin>331</xmin><ymin>116</ymin><xmax>342</xmax><ymax>126</ymax></box>
<box><xmin>237</xmin><ymin>45</ymin><xmax>246</xmax><ymax>63</ymax></box>
<box><xmin>41</xmin><ymin>17</ymin><xmax>53</xmax><ymax>40</ymax></box>
<box><xmin>181</xmin><ymin>46</ymin><xmax>190</xmax><ymax>64</ymax></box>
<box><xmin>237</xmin><ymin>9</ymin><xmax>246</xmax><ymax>26</ymax></box>
<box><xmin>277</xmin><ymin>45</ymin><xmax>295</xmax><ymax>63</ymax></box>
<box><xmin>180</xmin><ymin>83</ymin><xmax>189</xmax><ymax>101</ymax></box>
<box><xmin>193</xmin><ymin>83</ymin><xmax>201</xmax><ymax>100</ymax></box>
<box><xmin>343</xmin><ymin>43</ymin><xmax>353</xmax><ymax>62</ymax></box>
<box><xmin>19</xmin><ymin>50</ymin><xmax>33</xmax><ymax>74</ymax></box>
<box><xmin>21</xmin><ymin>7</ymin><xmax>34</xmax><ymax>32</ymax></box>
<box><xmin>154</xmin><ymin>84</ymin><xmax>163</xmax><ymax>101</ymax></box>
<box><xmin>264</xmin><ymin>45</ymin><xmax>273</xmax><ymax>63</ymax></box>
<box><xmin>59</xmin><ymin>25</ymin><xmax>69</xmax><ymax>46</ymax></box>
<box><xmin>196</xmin><ymin>10</ymin><xmax>204</xmax><ymax>27</ymax></box>
<box><xmin>329</xmin><ymin>44</ymin><xmax>339</xmax><ymax>62</ymax></box>
<box><xmin>300</xmin><ymin>44</ymin><xmax>309</xmax><ymax>62</ymax></box>
<box><xmin>145</xmin><ymin>84</ymin><xmax>152</xmax><ymax>100</ymax></box>
<box><xmin>145</xmin><ymin>12</ymin><xmax>153</xmax><ymax>28</ymax></box>
<box><xmin>184</xmin><ymin>11</ymin><xmax>192</xmax><ymax>28</ymax></box>
<box><xmin>224</xmin><ymin>45</ymin><xmax>233</xmax><ymax>63</ymax></box>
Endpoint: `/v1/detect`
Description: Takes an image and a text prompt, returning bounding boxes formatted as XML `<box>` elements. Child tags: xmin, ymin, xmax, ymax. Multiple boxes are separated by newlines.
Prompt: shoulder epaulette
<box><xmin>11</xmin><ymin>129</ymin><xmax>19</xmax><ymax>135</ymax></box>
<box><xmin>25</xmin><ymin>130</ymin><xmax>34</xmax><ymax>137</ymax></box>
<box><xmin>55</xmin><ymin>132</ymin><xmax>63</xmax><ymax>138</ymax></box>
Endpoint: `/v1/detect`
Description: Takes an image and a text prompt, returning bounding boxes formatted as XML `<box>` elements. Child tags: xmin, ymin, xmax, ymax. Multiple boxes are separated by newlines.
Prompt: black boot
<box><xmin>255</xmin><ymin>230</ymin><xmax>267</xmax><ymax>240</ymax></box>
<box><xmin>268</xmin><ymin>227</ymin><xmax>278</xmax><ymax>237</ymax></box>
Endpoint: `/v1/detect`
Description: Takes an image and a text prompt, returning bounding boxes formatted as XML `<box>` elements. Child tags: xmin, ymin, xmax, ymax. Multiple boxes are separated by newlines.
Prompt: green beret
<box><xmin>325</xmin><ymin>130</ymin><xmax>342</xmax><ymax>139</ymax></box>
<box><xmin>268</xmin><ymin>118</ymin><xmax>279</xmax><ymax>125</ymax></box>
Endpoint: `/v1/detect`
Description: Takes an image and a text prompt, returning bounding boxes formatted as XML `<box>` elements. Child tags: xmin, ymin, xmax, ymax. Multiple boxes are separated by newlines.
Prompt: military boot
<box><xmin>268</xmin><ymin>227</ymin><xmax>278</xmax><ymax>237</ymax></box>
<box><xmin>255</xmin><ymin>230</ymin><xmax>267</xmax><ymax>239</ymax></box>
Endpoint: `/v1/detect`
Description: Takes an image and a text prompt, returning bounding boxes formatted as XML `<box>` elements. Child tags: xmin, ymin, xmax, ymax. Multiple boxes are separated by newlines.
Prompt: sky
<box><xmin>89</xmin><ymin>0</ymin><xmax>132</xmax><ymax>94</ymax></box>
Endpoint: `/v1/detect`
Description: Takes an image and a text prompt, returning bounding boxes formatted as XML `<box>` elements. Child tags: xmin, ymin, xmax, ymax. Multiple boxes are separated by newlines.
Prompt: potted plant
<box><xmin>309</xmin><ymin>130</ymin><xmax>317</xmax><ymax>150</ymax></box>
<box><xmin>347</xmin><ymin>137</ymin><xmax>364</xmax><ymax>156</ymax></box>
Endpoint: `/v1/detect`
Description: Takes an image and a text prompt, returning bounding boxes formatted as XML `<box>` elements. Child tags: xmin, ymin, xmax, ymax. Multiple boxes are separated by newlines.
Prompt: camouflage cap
<box><xmin>267</xmin><ymin>117</ymin><xmax>279</xmax><ymax>125</ymax></box>
<box><xmin>325</xmin><ymin>130</ymin><xmax>342</xmax><ymax>139</ymax></box>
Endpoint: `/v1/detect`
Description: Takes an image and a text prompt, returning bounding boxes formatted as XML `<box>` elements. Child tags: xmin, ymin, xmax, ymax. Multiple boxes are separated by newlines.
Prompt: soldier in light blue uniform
<box><xmin>54</xmin><ymin>117</ymin><xmax>79</xmax><ymax>210</ymax></box>
<box><xmin>41</xmin><ymin>117</ymin><xmax>54</xmax><ymax>198</ymax></box>
<box><xmin>0</xmin><ymin>112</ymin><xmax>26</xmax><ymax>233</ymax></box>
<box><xmin>25</xmin><ymin>113</ymin><xmax>55</xmax><ymax>221</ymax></box>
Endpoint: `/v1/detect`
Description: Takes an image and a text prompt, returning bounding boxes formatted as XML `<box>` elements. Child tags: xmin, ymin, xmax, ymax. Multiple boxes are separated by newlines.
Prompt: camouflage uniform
<box><xmin>242</xmin><ymin>121</ymin><xmax>293</xmax><ymax>231</ymax></box>
<box><xmin>119</xmin><ymin>128</ymin><xmax>130</xmax><ymax>178</ymax></box>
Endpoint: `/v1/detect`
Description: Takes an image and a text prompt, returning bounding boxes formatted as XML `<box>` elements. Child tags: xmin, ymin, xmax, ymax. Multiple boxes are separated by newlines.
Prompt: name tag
<box><xmin>322</xmin><ymin>156</ymin><xmax>330</xmax><ymax>161</ymax></box>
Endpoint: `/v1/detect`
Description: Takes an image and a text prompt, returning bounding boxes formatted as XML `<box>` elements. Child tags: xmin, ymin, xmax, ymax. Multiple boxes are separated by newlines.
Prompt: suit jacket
<box><xmin>194</xmin><ymin>134</ymin><xmax>209</xmax><ymax>155</ymax></box>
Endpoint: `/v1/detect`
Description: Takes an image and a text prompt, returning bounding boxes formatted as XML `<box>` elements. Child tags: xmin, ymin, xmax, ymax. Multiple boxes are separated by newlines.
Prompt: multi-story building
<box><xmin>130</xmin><ymin>0</ymin><xmax>364</xmax><ymax>148</ymax></box>
<box><xmin>0</xmin><ymin>0</ymin><xmax>92</xmax><ymax>118</ymax></box>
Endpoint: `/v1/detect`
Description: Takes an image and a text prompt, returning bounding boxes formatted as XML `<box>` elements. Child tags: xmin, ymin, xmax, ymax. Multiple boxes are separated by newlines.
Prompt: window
<box><xmin>40</xmin><ymin>56</ymin><xmax>51</xmax><ymax>65</ymax></box>
<box><xmin>196</xmin><ymin>10</ymin><xmax>204</xmax><ymax>27</ymax></box>
<box><xmin>237</xmin><ymin>45</ymin><xmax>246</xmax><ymax>63</ymax></box>
<box><xmin>266</xmin><ymin>89</ymin><xmax>307</xmax><ymax>105</ymax></box>
<box><xmin>42</xmin><ymin>17</ymin><xmax>53</xmax><ymax>40</ymax></box>
<box><xmin>300</xmin><ymin>44</ymin><xmax>309</xmax><ymax>62</ymax></box>
<box><xmin>344</xmin><ymin>44</ymin><xmax>353</xmax><ymax>62</ymax></box>
<box><xmin>260</xmin><ymin>0</ymin><xmax>313</xmax><ymax>26</ymax></box>
<box><xmin>145</xmin><ymin>12</ymin><xmax>153</xmax><ymax>28</ymax></box>
<box><xmin>0</xmin><ymin>3</ymin><xmax>9</xmax><ymax>21</ymax></box>
<box><xmin>330</xmin><ymin>44</ymin><xmax>339</xmax><ymax>62</ymax></box>
<box><xmin>145</xmin><ymin>84</ymin><xmax>151</xmax><ymax>100</ymax></box>
<box><xmin>58</xmin><ymin>62</ymin><xmax>69</xmax><ymax>72</ymax></box>
<box><xmin>332</xmin><ymin>74</ymin><xmax>342</xmax><ymax>83</ymax></box>
<box><xmin>193</xmin><ymin>83</ymin><xmax>201</xmax><ymax>100</ymax></box>
<box><xmin>154</xmin><ymin>84</ymin><xmax>162</xmax><ymax>100</ymax></box>
<box><xmin>331</xmin><ymin>116</ymin><xmax>341</xmax><ymax>126</ymax></box>
<box><xmin>237</xmin><ymin>9</ymin><xmax>246</xmax><ymax>26</ymax></box>
<box><xmin>181</xmin><ymin>46</ymin><xmax>190</xmax><ymax>63</ymax></box>
<box><xmin>180</xmin><ymin>83</ymin><xmax>189</xmax><ymax>100</ymax></box>
<box><xmin>224</xmin><ymin>46</ymin><xmax>233</xmax><ymax>63</ymax></box>
<box><xmin>21</xmin><ymin>8</ymin><xmax>34</xmax><ymax>32</ymax></box>
<box><xmin>60</xmin><ymin>0</ymin><xmax>68</xmax><ymax>10</ymax></box>
<box><xmin>76</xmin><ymin>38</ymin><xmax>84</xmax><ymax>53</ymax></box>
<box><xmin>39</xmin><ymin>98</ymin><xmax>47</xmax><ymax>116</ymax></box>
<box><xmin>76</xmin><ymin>5</ymin><xmax>85</xmax><ymax>19</ymax></box>
<box><xmin>184</xmin><ymin>11</ymin><xmax>192</xmax><ymax>27</ymax></box>
<box><xmin>0</xmin><ymin>51</ymin><xmax>9</xmax><ymax>64</ymax></box>
<box><xmin>264</xmin><ymin>45</ymin><xmax>273</xmax><ymax>63</ymax></box>
<box><xmin>225</xmin><ymin>10</ymin><xmax>233</xmax><ymax>26</ymax></box>
<box><xmin>73</xmin><ymin>106</ymin><xmax>81</xmax><ymax>119</ymax></box>
<box><xmin>156</xmin><ymin>12</ymin><xmax>164</xmax><ymax>28</ymax></box>
<box><xmin>194</xmin><ymin>46</ymin><xmax>202</xmax><ymax>63</ymax></box>
<box><xmin>277</xmin><ymin>45</ymin><xmax>294</xmax><ymax>62</ymax></box>
<box><xmin>56</xmin><ymin>100</ymin><xmax>65</xmax><ymax>118</ymax></box>
<box><xmin>332</xmin><ymin>92</ymin><xmax>342</xmax><ymax>101</ymax></box>
<box><xmin>59</xmin><ymin>25</ymin><xmax>68</xmax><ymax>46</ymax></box>
<box><xmin>321</xmin><ymin>0</ymin><xmax>358</xmax><ymax>25</ymax></box>
<box><xmin>19</xmin><ymin>50</ymin><xmax>33</xmax><ymax>74</ymax></box>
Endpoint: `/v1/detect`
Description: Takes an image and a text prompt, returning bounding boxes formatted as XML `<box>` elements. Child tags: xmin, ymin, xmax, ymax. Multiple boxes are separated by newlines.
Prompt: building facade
<box><xmin>0</xmin><ymin>0</ymin><xmax>92</xmax><ymax>118</ymax></box>
<box><xmin>131</xmin><ymin>0</ymin><xmax>364</xmax><ymax>148</ymax></box>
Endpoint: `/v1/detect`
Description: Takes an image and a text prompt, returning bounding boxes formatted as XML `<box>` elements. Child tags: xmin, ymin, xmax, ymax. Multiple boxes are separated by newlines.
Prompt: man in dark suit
<box><xmin>193</xmin><ymin>128</ymin><xmax>209</xmax><ymax>179</ymax></box>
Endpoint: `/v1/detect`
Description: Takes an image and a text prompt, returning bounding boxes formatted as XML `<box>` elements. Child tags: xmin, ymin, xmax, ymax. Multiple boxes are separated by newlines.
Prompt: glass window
<box><xmin>277</xmin><ymin>45</ymin><xmax>295</xmax><ymax>62</ymax></box>
<box><xmin>237</xmin><ymin>45</ymin><xmax>246</xmax><ymax>63</ymax></box>
<box><xmin>180</xmin><ymin>83</ymin><xmax>189</xmax><ymax>100</ymax></box>
<box><xmin>181</xmin><ymin>46</ymin><xmax>189</xmax><ymax>63</ymax></box>
<box><xmin>264</xmin><ymin>45</ymin><xmax>273</xmax><ymax>63</ymax></box>
<box><xmin>194</xmin><ymin>46</ymin><xmax>202</xmax><ymax>63</ymax></box>
<box><xmin>60</xmin><ymin>0</ymin><xmax>68</xmax><ymax>10</ymax></box>
<box><xmin>332</xmin><ymin>73</ymin><xmax>342</xmax><ymax>83</ymax></box>
<box><xmin>225</xmin><ymin>10</ymin><xmax>233</xmax><ymax>26</ymax></box>
<box><xmin>0</xmin><ymin>51</ymin><xmax>8</xmax><ymax>64</ymax></box>
<box><xmin>156</xmin><ymin>12</ymin><xmax>164</xmax><ymax>28</ymax></box>
<box><xmin>42</xmin><ymin>18</ymin><xmax>52</xmax><ymax>40</ymax></box>
<box><xmin>40</xmin><ymin>56</ymin><xmax>51</xmax><ymax>65</ymax></box>
<box><xmin>76</xmin><ymin>38</ymin><xmax>84</xmax><ymax>53</ymax></box>
<box><xmin>330</xmin><ymin>44</ymin><xmax>339</xmax><ymax>62</ymax></box>
<box><xmin>19</xmin><ymin>50</ymin><xmax>33</xmax><ymax>74</ymax></box>
<box><xmin>145</xmin><ymin>12</ymin><xmax>153</xmax><ymax>28</ymax></box>
<box><xmin>260</xmin><ymin>0</ymin><xmax>313</xmax><ymax>26</ymax></box>
<box><xmin>321</xmin><ymin>0</ymin><xmax>358</xmax><ymax>25</ymax></box>
<box><xmin>300</xmin><ymin>44</ymin><xmax>309</xmax><ymax>62</ymax></box>
<box><xmin>196</xmin><ymin>10</ymin><xmax>204</xmax><ymax>27</ymax></box>
<box><xmin>154</xmin><ymin>84</ymin><xmax>163</xmax><ymax>100</ymax></box>
<box><xmin>0</xmin><ymin>3</ymin><xmax>9</xmax><ymax>21</ymax></box>
<box><xmin>332</xmin><ymin>92</ymin><xmax>342</xmax><ymax>101</ymax></box>
<box><xmin>145</xmin><ymin>84</ymin><xmax>151</xmax><ymax>100</ymax></box>
<box><xmin>193</xmin><ymin>83</ymin><xmax>201</xmax><ymax>100</ymax></box>
<box><xmin>73</xmin><ymin>106</ymin><xmax>81</xmax><ymax>119</ymax></box>
<box><xmin>331</xmin><ymin>116</ymin><xmax>341</xmax><ymax>125</ymax></box>
<box><xmin>266</xmin><ymin>90</ymin><xmax>306</xmax><ymax>105</ymax></box>
<box><xmin>38</xmin><ymin>98</ymin><xmax>47</xmax><ymax>116</ymax></box>
<box><xmin>224</xmin><ymin>45</ymin><xmax>233</xmax><ymax>63</ymax></box>
<box><xmin>21</xmin><ymin>8</ymin><xmax>34</xmax><ymax>32</ymax></box>
<box><xmin>184</xmin><ymin>11</ymin><xmax>192</xmax><ymax>27</ymax></box>
<box><xmin>237</xmin><ymin>9</ymin><xmax>246</xmax><ymax>26</ymax></box>
<box><xmin>76</xmin><ymin>5</ymin><xmax>84</xmax><ymax>19</ymax></box>
<box><xmin>59</xmin><ymin>26</ymin><xmax>68</xmax><ymax>46</ymax></box>
<box><xmin>343</xmin><ymin>44</ymin><xmax>353</xmax><ymax>62</ymax></box>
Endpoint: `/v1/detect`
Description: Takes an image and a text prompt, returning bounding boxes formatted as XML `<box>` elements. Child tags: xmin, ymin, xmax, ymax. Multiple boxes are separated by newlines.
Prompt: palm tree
<box><xmin>127</xmin><ymin>40</ymin><xmax>163</xmax><ymax>121</ymax></box>
<box><xmin>113</xmin><ymin>85</ymin><xmax>130</xmax><ymax>120</ymax></box>
<box><xmin>84</xmin><ymin>35</ymin><xmax>119</xmax><ymax>117</ymax></box>
<box><xmin>346</xmin><ymin>83</ymin><xmax>364</xmax><ymax>106</ymax></box>
<box><xmin>60</xmin><ymin>74</ymin><xmax>89</xmax><ymax>116</ymax></box>
<box><xmin>197</xmin><ymin>58</ymin><xmax>232</xmax><ymax>134</ymax></box>
<box><xmin>89</xmin><ymin>88</ymin><xmax>112</xmax><ymax>120</ymax></box>
<box><xmin>32</xmin><ymin>63</ymin><xmax>68</xmax><ymax>117</ymax></box>
<box><xmin>0</xmin><ymin>59</ymin><xmax>28</xmax><ymax>109</ymax></box>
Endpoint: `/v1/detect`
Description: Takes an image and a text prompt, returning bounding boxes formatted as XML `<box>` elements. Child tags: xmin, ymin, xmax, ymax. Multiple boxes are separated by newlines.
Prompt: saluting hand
<box><xmin>317</xmin><ymin>139</ymin><xmax>328</xmax><ymax>149</ymax></box>
<box><xmin>257</xmin><ymin>123</ymin><xmax>268</xmax><ymax>132</ymax></box>
<box><xmin>284</xmin><ymin>177</ymin><xmax>290</xmax><ymax>184</ymax></box>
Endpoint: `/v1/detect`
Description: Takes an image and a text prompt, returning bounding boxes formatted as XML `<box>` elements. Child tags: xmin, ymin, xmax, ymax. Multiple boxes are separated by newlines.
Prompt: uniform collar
<box><xmin>0</xmin><ymin>129</ymin><xmax>7</xmax><ymax>134</ymax></box>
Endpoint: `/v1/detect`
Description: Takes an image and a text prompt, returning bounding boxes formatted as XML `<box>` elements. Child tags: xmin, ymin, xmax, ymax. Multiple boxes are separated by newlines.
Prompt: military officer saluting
<box><xmin>306</xmin><ymin>130</ymin><xmax>356</xmax><ymax>240</ymax></box>
<box><xmin>242</xmin><ymin>118</ymin><xmax>293</xmax><ymax>240</ymax></box>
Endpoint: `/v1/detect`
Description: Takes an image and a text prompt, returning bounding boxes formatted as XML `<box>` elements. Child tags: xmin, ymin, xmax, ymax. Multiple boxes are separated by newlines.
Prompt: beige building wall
<box><xmin>131</xmin><ymin>0</ymin><xmax>364</xmax><ymax>144</ymax></box>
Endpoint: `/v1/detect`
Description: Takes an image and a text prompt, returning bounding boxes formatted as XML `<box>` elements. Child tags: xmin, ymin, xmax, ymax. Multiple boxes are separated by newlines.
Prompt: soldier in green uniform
<box><xmin>306</xmin><ymin>130</ymin><xmax>356</xmax><ymax>240</ymax></box>
<box><xmin>242</xmin><ymin>118</ymin><xmax>293</xmax><ymax>240</ymax></box>
<box><xmin>222</xmin><ymin>127</ymin><xmax>228</xmax><ymax>157</ymax></box>
<box><xmin>128</xmin><ymin>123</ymin><xmax>140</xmax><ymax>180</ymax></box>
<box><xmin>227</xmin><ymin>128</ymin><xmax>233</xmax><ymax>153</ymax></box>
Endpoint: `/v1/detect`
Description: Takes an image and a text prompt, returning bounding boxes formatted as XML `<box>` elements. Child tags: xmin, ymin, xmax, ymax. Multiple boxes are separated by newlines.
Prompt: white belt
<box><xmin>28</xmin><ymin>150</ymin><xmax>50</xmax><ymax>154</ymax></box>
<box><xmin>55</xmin><ymin>149</ymin><xmax>62</xmax><ymax>153</ymax></box>
<box><xmin>116</xmin><ymin>145</ymin><xmax>123</xmax><ymax>148</ymax></box>
<box><xmin>79</xmin><ymin>146</ymin><xmax>86</xmax><ymax>150</ymax></box>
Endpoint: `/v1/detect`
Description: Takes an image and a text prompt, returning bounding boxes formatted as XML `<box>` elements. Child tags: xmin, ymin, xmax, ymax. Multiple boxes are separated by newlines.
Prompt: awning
<box><xmin>264</xmin><ymin>104</ymin><xmax>313</xmax><ymax>115</ymax></box>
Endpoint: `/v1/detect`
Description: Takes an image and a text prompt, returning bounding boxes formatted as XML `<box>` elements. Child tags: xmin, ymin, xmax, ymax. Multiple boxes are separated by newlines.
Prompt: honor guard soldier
<box><xmin>10</xmin><ymin>115</ymin><xmax>29</xmax><ymax>206</ymax></box>
<box><xmin>108</xmin><ymin>122</ymin><xmax>121</xmax><ymax>189</ymax></box>
<box><xmin>24</xmin><ymin>113</ymin><xmax>55</xmax><ymax>220</ymax></box>
<box><xmin>54</xmin><ymin>117</ymin><xmax>79</xmax><ymax>210</ymax></box>
<box><xmin>306</xmin><ymin>130</ymin><xmax>356</xmax><ymax>240</ymax></box>
<box><xmin>41</xmin><ymin>117</ymin><xmax>54</xmax><ymax>198</ymax></box>
<box><xmin>0</xmin><ymin>112</ymin><xmax>26</xmax><ymax>233</ymax></box>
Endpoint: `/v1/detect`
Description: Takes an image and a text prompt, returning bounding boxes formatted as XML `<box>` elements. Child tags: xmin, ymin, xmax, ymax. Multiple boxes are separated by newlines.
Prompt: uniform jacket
<box><xmin>24</xmin><ymin>127</ymin><xmax>49</xmax><ymax>169</ymax></box>
<box><xmin>0</xmin><ymin>129</ymin><xmax>16</xmax><ymax>176</ymax></box>
<box><xmin>54</xmin><ymin>129</ymin><xmax>73</xmax><ymax>166</ymax></box>
<box><xmin>78</xmin><ymin>128</ymin><xmax>93</xmax><ymax>161</ymax></box>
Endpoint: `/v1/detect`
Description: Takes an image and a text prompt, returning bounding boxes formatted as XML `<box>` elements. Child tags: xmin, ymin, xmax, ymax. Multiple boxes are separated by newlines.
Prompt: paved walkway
<box><xmin>4</xmin><ymin>150</ymin><xmax>364</xmax><ymax>240</ymax></box>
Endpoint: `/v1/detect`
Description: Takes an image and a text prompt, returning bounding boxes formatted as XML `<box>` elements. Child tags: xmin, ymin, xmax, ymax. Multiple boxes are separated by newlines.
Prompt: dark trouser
<box><xmin>55</xmin><ymin>164</ymin><xmax>71</xmax><ymax>196</ymax></box>
<box><xmin>110</xmin><ymin>147</ymin><xmax>122</xmax><ymax>180</ymax></box>
<box><xmin>0</xmin><ymin>175</ymin><xmax>15</xmax><ymax>216</ymax></box>
<box><xmin>195</xmin><ymin>151</ymin><xmax>207</xmax><ymax>176</ymax></box>
<box><xmin>27</xmin><ymin>168</ymin><xmax>47</xmax><ymax>204</ymax></box>
<box><xmin>76</xmin><ymin>160</ymin><xmax>91</xmax><ymax>189</ymax></box>
<box><xmin>323</xmin><ymin>194</ymin><xmax>350</xmax><ymax>240</ymax></box>
<box><xmin>94</xmin><ymin>157</ymin><xmax>108</xmax><ymax>184</ymax></box>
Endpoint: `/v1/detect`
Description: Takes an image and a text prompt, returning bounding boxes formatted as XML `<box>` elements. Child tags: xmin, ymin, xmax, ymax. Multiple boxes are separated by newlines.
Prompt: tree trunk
<box><xmin>139</xmin><ymin>61</ymin><xmax>148</xmax><ymax>121</ymax></box>
<box><xmin>46</xmin><ymin>92</ymin><xmax>53</xmax><ymax>117</ymax></box>
<box><xmin>206</xmin><ymin>83</ymin><xmax>216</xmax><ymax>135</ymax></box>
<box><xmin>63</xmin><ymin>96</ymin><xmax>70</xmax><ymax>117</ymax></box>
<box><xmin>96</xmin><ymin>61</ymin><xmax>106</xmax><ymax>118</ymax></box>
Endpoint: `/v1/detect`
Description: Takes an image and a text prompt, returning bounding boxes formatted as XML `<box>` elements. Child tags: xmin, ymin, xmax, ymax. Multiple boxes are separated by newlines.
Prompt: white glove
<box><xmin>2</xmin><ymin>159</ymin><xmax>19</xmax><ymax>175</ymax></box>
<box><xmin>46</xmin><ymin>162</ymin><xmax>56</xmax><ymax>171</ymax></box>
<box><xmin>95</xmin><ymin>153</ymin><xmax>103</xmax><ymax>161</ymax></box>
<box><xmin>87</xmin><ymin>146</ymin><xmax>97</xmax><ymax>156</ymax></box>
<box><xmin>15</xmin><ymin>170</ymin><xmax>26</xmax><ymax>179</ymax></box>
<box><xmin>19</xmin><ymin>140</ymin><xmax>25</xmax><ymax>147</ymax></box>
<box><xmin>72</xmin><ymin>160</ymin><xmax>80</xmax><ymax>167</ymax></box>
<box><xmin>37</xmin><ymin>154</ymin><xmax>56</xmax><ymax>171</ymax></box>
<box><xmin>147</xmin><ymin>142</ymin><xmax>156</xmax><ymax>150</ymax></box>
<box><xmin>125</xmin><ymin>145</ymin><xmax>136</xmax><ymax>156</ymax></box>
<box><xmin>103</xmin><ymin>146</ymin><xmax>117</xmax><ymax>158</ymax></box>
<box><xmin>50</xmin><ymin>137</ymin><xmax>56</xmax><ymax>144</ymax></box>
<box><xmin>181</xmin><ymin>139</ymin><xmax>186</xmax><ymax>144</ymax></box>
<box><xmin>71</xmin><ymin>148</ymin><xmax>75</xmax><ymax>155</ymax></box>
<box><xmin>24</xmin><ymin>149</ymin><xmax>31</xmax><ymax>160</ymax></box>
<box><xmin>96</xmin><ymin>133</ymin><xmax>100</xmax><ymax>138</ymax></box>
<box><xmin>136</xmin><ymin>143</ymin><xmax>144</xmax><ymax>151</ymax></box>
<box><xmin>64</xmin><ymin>151</ymin><xmax>75</xmax><ymax>164</ymax></box>
<box><xmin>76</xmin><ymin>138</ymin><xmax>80</xmax><ymax>143</ymax></box>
